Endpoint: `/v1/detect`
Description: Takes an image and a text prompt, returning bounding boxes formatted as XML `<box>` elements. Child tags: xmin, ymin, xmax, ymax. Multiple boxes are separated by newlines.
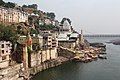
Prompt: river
<box><xmin>32</xmin><ymin>37</ymin><xmax>120</xmax><ymax>80</ymax></box>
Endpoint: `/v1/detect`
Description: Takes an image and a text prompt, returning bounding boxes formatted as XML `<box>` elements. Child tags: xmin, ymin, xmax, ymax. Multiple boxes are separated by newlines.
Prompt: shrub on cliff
<box><xmin>39</xmin><ymin>24</ymin><xmax>55</xmax><ymax>30</ymax></box>
<box><xmin>0</xmin><ymin>24</ymin><xmax>18</xmax><ymax>44</ymax></box>
<box><xmin>0</xmin><ymin>0</ymin><xmax>15</xmax><ymax>8</ymax></box>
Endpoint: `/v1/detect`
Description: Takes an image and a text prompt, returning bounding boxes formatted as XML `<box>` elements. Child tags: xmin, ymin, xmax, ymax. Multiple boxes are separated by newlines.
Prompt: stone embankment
<box><xmin>0</xmin><ymin>43</ymin><xmax>106</xmax><ymax>80</ymax></box>
<box><xmin>0</xmin><ymin>57</ymin><xmax>69</xmax><ymax>80</ymax></box>
<box><xmin>90</xmin><ymin>43</ymin><xmax>106</xmax><ymax>51</ymax></box>
<box><xmin>0</xmin><ymin>64</ymin><xmax>24</xmax><ymax>80</ymax></box>
<box><xmin>73</xmin><ymin>43</ymin><xmax>107</xmax><ymax>62</ymax></box>
<box><xmin>30</xmin><ymin>56</ymin><xmax>69</xmax><ymax>80</ymax></box>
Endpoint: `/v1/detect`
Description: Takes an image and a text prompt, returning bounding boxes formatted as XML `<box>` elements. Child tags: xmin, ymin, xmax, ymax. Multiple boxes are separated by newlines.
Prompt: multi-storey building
<box><xmin>0</xmin><ymin>41</ymin><xmax>12</xmax><ymax>69</ymax></box>
<box><xmin>0</xmin><ymin>7</ymin><xmax>28</xmax><ymax>24</ymax></box>
<box><xmin>42</xmin><ymin>31</ymin><xmax>58</xmax><ymax>61</ymax></box>
<box><xmin>17</xmin><ymin>32</ymin><xmax>58</xmax><ymax>67</ymax></box>
<box><xmin>42</xmin><ymin>31</ymin><xmax>58</xmax><ymax>49</ymax></box>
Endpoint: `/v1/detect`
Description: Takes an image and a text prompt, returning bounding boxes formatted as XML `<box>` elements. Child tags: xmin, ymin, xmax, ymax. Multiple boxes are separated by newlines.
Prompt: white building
<box><xmin>62</xmin><ymin>20</ymin><xmax>72</xmax><ymax>32</ymax></box>
<box><xmin>44</xmin><ymin>18</ymin><xmax>52</xmax><ymax>25</ymax></box>
<box><xmin>0</xmin><ymin>41</ymin><xmax>12</xmax><ymax>69</ymax></box>
<box><xmin>0</xmin><ymin>7</ymin><xmax>28</xmax><ymax>24</ymax></box>
<box><xmin>34</xmin><ymin>31</ymin><xmax>58</xmax><ymax>63</ymax></box>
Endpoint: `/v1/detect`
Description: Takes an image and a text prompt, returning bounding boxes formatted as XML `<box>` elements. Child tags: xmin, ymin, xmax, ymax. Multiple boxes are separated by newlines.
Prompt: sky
<box><xmin>4</xmin><ymin>0</ymin><xmax>120</xmax><ymax>34</ymax></box>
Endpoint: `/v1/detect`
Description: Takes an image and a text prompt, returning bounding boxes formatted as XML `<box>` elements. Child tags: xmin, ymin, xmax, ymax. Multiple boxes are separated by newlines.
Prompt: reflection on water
<box><xmin>32</xmin><ymin>37</ymin><xmax>120</xmax><ymax>80</ymax></box>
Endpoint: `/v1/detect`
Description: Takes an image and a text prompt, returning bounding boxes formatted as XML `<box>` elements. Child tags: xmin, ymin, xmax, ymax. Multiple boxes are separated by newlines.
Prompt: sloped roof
<box><xmin>70</xmin><ymin>33</ymin><xmax>79</xmax><ymax>38</ymax></box>
<box><xmin>58</xmin><ymin>33</ymin><xmax>69</xmax><ymax>41</ymax></box>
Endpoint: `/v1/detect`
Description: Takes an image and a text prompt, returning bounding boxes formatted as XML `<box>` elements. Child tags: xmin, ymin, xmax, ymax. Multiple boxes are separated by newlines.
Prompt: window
<box><xmin>2</xmin><ymin>50</ymin><xmax>4</xmax><ymax>54</ymax></box>
<box><xmin>6</xmin><ymin>44</ymin><xmax>10</xmax><ymax>47</ymax></box>
<box><xmin>2</xmin><ymin>56</ymin><xmax>6</xmax><ymax>60</ymax></box>
<box><xmin>1</xmin><ymin>44</ymin><xmax>4</xmax><ymax>48</ymax></box>
<box><xmin>48</xmin><ymin>41</ymin><xmax>51</xmax><ymax>43</ymax></box>
<box><xmin>6</xmin><ymin>51</ymin><xmax>8</xmax><ymax>53</ymax></box>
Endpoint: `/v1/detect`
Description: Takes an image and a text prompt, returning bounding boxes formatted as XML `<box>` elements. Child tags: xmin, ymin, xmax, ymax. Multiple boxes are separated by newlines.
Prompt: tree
<box><xmin>16</xmin><ymin>23</ymin><xmax>29</xmax><ymax>36</ymax></box>
<box><xmin>46</xmin><ymin>12</ymin><xmax>56</xmax><ymax>20</ymax></box>
<box><xmin>0</xmin><ymin>0</ymin><xmax>5</xmax><ymax>6</ymax></box>
<box><xmin>0</xmin><ymin>24</ymin><xmax>18</xmax><ymax>44</ymax></box>
<box><xmin>4</xmin><ymin>2</ymin><xmax>15</xmax><ymax>8</ymax></box>
<box><xmin>30</xmin><ymin>28</ymin><xmax>38</xmax><ymax>35</ymax></box>
<box><xmin>39</xmin><ymin>24</ymin><xmax>55</xmax><ymax>30</ymax></box>
<box><xmin>33</xmin><ymin>10</ymin><xmax>39</xmax><ymax>15</ymax></box>
<box><xmin>22</xmin><ymin>4</ymin><xmax>27</xmax><ymax>8</ymax></box>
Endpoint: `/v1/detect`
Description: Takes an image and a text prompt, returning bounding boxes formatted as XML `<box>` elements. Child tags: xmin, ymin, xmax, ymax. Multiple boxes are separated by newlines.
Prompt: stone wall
<box><xmin>30</xmin><ymin>51</ymin><xmax>41</xmax><ymax>67</ymax></box>
<box><xmin>0</xmin><ymin>60</ymin><xmax>9</xmax><ymax>69</ymax></box>
<box><xmin>0</xmin><ymin>64</ymin><xmax>24</xmax><ymax>80</ymax></box>
<box><xmin>30</xmin><ymin>56</ymin><xmax>69</xmax><ymax>79</ymax></box>
<box><xmin>51</xmin><ymin>48</ymin><xmax>57</xmax><ymax>59</ymax></box>
<box><xmin>30</xmin><ymin>48</ymin><xmax>58</xmax><ymax>68</ymax></box>
<box><xmin>58</xmin><ymin>47</ymin><xmax>75</xmax><ymax>59</ymax></box>
<box><xmin>58</xmin><ymin>41</ymin><xmax>76</xmax><ymax>49</ymax></box>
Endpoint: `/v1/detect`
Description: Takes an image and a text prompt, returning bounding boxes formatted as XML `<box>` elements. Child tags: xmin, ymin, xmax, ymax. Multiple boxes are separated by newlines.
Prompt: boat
<box><xmin>98</xmin><ymin>55</ymin><xmax>107</xmax><ymax>59</ymax></box>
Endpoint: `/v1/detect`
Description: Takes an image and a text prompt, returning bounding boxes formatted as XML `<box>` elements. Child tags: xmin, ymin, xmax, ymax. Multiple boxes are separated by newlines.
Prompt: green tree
<box><xmin>0</xmin><ymin>0</ymin><xmax>5</xmax><ymax>6</ymax></box>
<box><xmin>16</xmin><ymin>24</ymin><xmax>29</xmax><ymax>36</ymax></box>
<box><xmin>30</xmin><ymin>28</ymin><xmax>38</xmax><ymax>35</ymax></box>
<box><xmin>33</xmin><ymin>10</ymin><xmax>39</xmax><ymax>15</ymax></box>
<box><xmin>22</xmin><ymin>4</ymin><xmax>27</xmax><ymax>8</ymax></box>
<box><xmin>4</xmin><ymin>2</ymin><xmax>15</xmax><ymax>8</ymax></box>
<box><xmin>28</xmin><ymin>4</ymin><xmax>38</xmax><ymax>9</ymax></box>
<box><xmin>40</xmin><ymin>24</ymin><xmax>55</xmax><ymax>30</ymax></box>
<box><xmin>0</xmin><ymin>24</ymin><xmax>18</xmax><ymax>44</ymax></box>
<box><xmin>46</xmin><ymin>12</ymin><xmax>56</xmax><ymax>20</ymax></box>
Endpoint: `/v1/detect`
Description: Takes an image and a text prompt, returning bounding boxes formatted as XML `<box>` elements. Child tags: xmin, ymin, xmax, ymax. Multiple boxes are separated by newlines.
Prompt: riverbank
<box><xmin>29</xmin><ymin>56</ymin><xmax>69</xmax><ymax>80</ymax></box>
<box><xmin>73</xmin><ymin>46</ymin><xmax>106</xmax><ymax>62</ymax></box>
<box><xmin>32</xmin><ymin>37</ymin><xmax>120</xmax><ymax>80</ymax></box>
<box><xmin>30</xmin><ymin>43</ymin><xmax>106</xmax><ymax>80</ymax></box>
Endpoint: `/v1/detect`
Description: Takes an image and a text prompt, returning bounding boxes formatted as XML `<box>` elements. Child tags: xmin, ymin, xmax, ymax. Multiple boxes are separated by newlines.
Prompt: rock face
<box><xmin>111</xmin><ymin>39</ymin><xmax>120</xmax><ymax>45</ymax></box>
<box><xmin>90</xmin><ymin>43</ymin><xmax>106</xmax><ymax>48</ymax></box>
<box><xmin>106</xmin><ymin>39</ymin><xmax>120</xmax><ymax>45</ymax></box>
<box><xmin>0</xmin><ymin>64</ymin><xmax>24</xmax><ymax>80</ymax></box>
<box><xmin>90</xmin><ymin>43</ymin><xmax>106</xmax><ymax>51</ymax></box>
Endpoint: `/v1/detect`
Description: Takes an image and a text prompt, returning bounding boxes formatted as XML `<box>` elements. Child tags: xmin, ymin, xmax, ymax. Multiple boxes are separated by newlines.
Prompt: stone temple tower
<box><xmin>80</xmin><ymin>29</ymin><xmax>84</xmax><ymax>44</ymax></box>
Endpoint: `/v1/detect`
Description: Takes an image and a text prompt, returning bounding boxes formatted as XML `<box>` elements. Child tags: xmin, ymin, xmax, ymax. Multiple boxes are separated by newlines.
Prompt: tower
<box><xmin>80</xmin><ymin>29</ymin><xmax>84</xmax><ymax>44</ymax></box>
<box><xmin>27</xmin><ymin>33</ymin><xmax>32</xmax><ymax>51</ymax></box>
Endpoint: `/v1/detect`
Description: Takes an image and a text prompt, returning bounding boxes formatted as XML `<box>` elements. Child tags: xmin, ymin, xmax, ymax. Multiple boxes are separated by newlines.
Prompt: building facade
<box><xmin>0</xmin><ymin>7</ymin><xmax>28</xmax><ymax>24</ymax></box>
<box><xmin>30</xmin><ymin>31</ymin><xmax>58</xmax><ymax>67</ymax></box>
<box><xmin>42</xmin><ymin>31</ymin><xmax>58</xmax><ymax>60</ymax></box>
<box><xmin>17</xmin><ymin>32</ymin><xmax>58</xmax><ymax>68</ymax></box>
<box><xmin>0</xmin><ymin>41</ymin><xmax>12</xmax><ymax>69</ymax></box>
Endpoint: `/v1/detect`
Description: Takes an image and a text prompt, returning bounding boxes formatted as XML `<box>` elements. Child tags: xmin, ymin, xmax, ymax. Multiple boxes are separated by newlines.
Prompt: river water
<box><xmin>32</xmin><ymin>37</ymin><xmax>120</xmax><ymax>80</ymax></box>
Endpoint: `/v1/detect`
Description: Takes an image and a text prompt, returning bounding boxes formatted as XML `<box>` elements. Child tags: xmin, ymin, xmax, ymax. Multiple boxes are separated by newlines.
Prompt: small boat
<box><xmin>98</xmin><ymin>55</ymin><xmax>107</xmax><ymax>59</ymax></box>
<box><xmin>105</xmin><ymin>41</ymin><xmax>112</xmax><ymax>44</ymax></box>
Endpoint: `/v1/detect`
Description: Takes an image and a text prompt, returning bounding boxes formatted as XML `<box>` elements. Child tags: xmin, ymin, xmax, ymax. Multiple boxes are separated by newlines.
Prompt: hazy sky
<box><xmin>4</xmin><ymin>0</ymin><xmax>120</xmax><ymax>34</ymax></box>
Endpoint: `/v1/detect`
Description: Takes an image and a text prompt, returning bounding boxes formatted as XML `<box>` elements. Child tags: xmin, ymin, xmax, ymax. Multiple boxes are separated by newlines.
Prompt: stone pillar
<box><xmin>27</xmin><ymin>34</ymin><xmax>32</xmax><ymax>51</ymax></box>
<box><xmin>80</xmin><ymin>29</ymin><xmax>84</xmax><ymax>44</ymax></box>
<box><xmin>22</xmin><ymin>44</ymin><xmax>28</xmax><ymax>70</ymax></box>
<box><xmin>22</xmin><ymin>44</ymin><xmax>29</xmax><ymax>79</ymax></box>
